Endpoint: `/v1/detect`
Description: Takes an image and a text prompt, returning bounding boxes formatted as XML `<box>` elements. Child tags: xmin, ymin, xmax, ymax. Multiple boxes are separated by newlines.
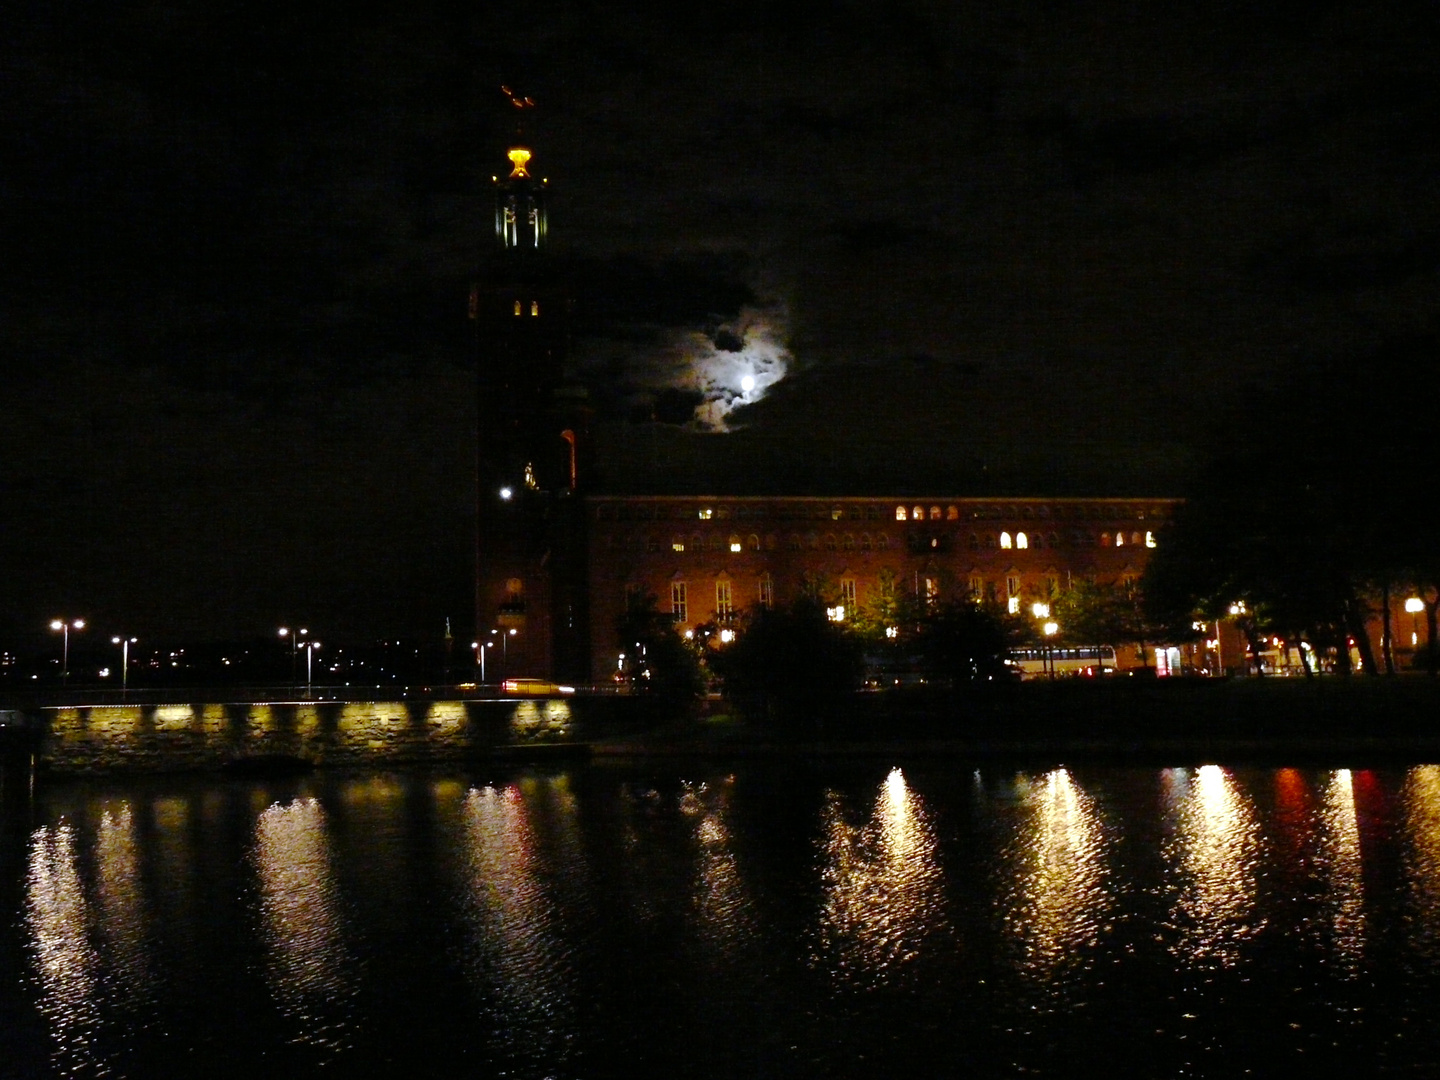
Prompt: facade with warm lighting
<box><xmin>584</xmin><ymin>495</ymin><xmax>1178</xmax><ymax>681</ymax></box>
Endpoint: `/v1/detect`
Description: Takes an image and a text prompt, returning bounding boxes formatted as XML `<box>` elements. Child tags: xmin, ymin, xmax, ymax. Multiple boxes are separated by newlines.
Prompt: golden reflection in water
<box><xmin>1001</xmin><ymin>768</ymin><xmax>1108</xmax><ymax>981</ymax></box>
<box><xmin>813</xmin><ymin>767</ymin><xmax>945</xmax><ymax>986</ymax></box>
<box><xmin>252</xmin><ymin>797</ymin><xmax>355</xmax><ymax>1053</ymax></box>
<box><xmin>1320</xmin><ymin>769</ymin><xmax>1365</xmax><ymax>973</ymax></box>
<box><xmin>1402</xmin><ymin>765</ymin><xmax>1440</xmax><ymax>960</ymax></box>
<box><xmin>681</xmin><ymin>778</ymin><xmax>756</xmax><ymax>961</ymax></box>
<box><xmin>1164</xmin><ymin>765</ymin><xmax>1262</xmax><ymax>968</ymax></box>
<box><xmin>94</xmin><ymin>801</ymin><xmax>153</xmax><ymax>998</ymax></box>
<box><xmin>25</xmin><ymin>823</ymin><xmax>101</xmax><ymax>1068</ymax></box>
<box><xmin>458</xmin><ymin>783</ymin><xmax>575</xmax><ymax>1062</ymax></box>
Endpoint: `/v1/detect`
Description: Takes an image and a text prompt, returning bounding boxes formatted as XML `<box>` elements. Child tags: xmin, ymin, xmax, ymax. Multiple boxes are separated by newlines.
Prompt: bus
<box><xmin>1007</xmin><ymin>645</ymin><xmax>1117</xmax><ymax>680</ymax></box>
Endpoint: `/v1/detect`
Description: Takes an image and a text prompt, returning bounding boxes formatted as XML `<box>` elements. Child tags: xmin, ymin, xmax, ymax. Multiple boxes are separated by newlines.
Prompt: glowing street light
<box><xmin>278</xmin><ymin>627</ymin><xmax>308</xmax><ymax>687</ymax></box>
<box><xmin>1407</xmin><ymin>597</ymin><xmax>1425</xmax><ymax>647</ymax></box>
<box><xmin>298</xmin><ymin>639</ymin><xmax>321</xmax><ymax>697</ymax></box>
<box><xmin>1043</xmin><ymin>620</ymin><xmax>1059</xmax><ymax>680</ymax></box>
<box><xmin>49</xmin><ymin>618</ymin><xmax>85</xmax><ymax>681</ymax></box>
<box><xmin>111</xmin><ymin>635</ymin><xmax>137</xmax><ymax>696</ymax></box>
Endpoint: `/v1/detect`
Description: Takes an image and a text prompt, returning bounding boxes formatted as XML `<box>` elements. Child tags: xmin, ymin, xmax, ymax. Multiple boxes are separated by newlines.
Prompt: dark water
<box><xmin>6</xmin><ymin>760</ymin><xmax>1440</xmax><ymax>1078</ymax></box>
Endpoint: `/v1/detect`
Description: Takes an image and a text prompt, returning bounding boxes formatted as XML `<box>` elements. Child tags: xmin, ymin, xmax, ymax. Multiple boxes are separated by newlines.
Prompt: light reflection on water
<box><xmin>17</xmin><ymin>763</ymin><xmax>1440</xmax><ymax>1076</ymax></box>
<box><xmin>454</xmin><ymin>781</ymin><xmax>578</xmax><ymax>1071</ymax></box>
<box><xmin>251</xmin><ymin>796</ymin><xmax>357</xmax><ymax>1056</ymax></box>
<box><xmin>812</xmin><ymin>767</ymin><xmax>947</xmax><ymax>987</ymax></box>
<box><xmin>1404</xmin><ymin>764</ymin><xmax>1440</xmax><ymax>962</ymax></box>
<box><xmin>25</xmin><ymin>822</ymin><xmax>102</xmax><ymax>1074</ymax></box>
<box><xmin>1320</xmin><ymin>769</ymin><xmax>1365</xmax><ymax>974</ymax></box>
<box><xmin>999</xmin><ymin>768</ymin><xmax>1109</xmax><ymax>985</ymax></box>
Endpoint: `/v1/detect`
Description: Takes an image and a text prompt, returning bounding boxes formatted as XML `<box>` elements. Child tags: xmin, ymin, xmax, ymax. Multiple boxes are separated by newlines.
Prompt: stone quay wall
<box><xmin>34</xmin><ymin>696</ymin><xmax>633</xmax><ymax>774</ymax></box>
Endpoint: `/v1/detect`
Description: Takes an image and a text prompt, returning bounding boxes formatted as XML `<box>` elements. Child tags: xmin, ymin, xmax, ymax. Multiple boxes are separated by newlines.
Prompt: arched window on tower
<box><xmin>530</xmin><ymin>300</ymin><xmax>540</xmax><ymax>316</ymax></box>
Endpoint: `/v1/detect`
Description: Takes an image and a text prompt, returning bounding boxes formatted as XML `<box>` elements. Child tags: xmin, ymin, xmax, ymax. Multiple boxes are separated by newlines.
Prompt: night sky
<box><xmin>3</xmin><ymin>0</ymin><xmax>1436</xmax><ymax>644</ymax></box>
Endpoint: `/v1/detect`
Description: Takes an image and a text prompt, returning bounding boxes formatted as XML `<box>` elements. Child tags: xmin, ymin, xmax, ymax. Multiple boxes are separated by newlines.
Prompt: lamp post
<box><xmin>299</xmin><ymin>639</ymin><xmax>321</xmax><ymax>697</ymax></box>
<box><xmin>111</xmin><ymin>635</ymin><xmax>137</xmax><ymax>697</ymax></box>
<box><xmin>1043</xmin><ymin>620</ymin><xmax>1059</xmax><ymax>680</ymax></box>
<box><xmin>473</xmin><ymin>640</ymin><xmax>491</xmax><ymax>685</ymax></box>
<box><xmin>1407</xmin><ymin>597</ymin><xmax>1425</xmax><ymax>648</ymax></box>
<box><xmin>49</xmin><ymin>618</ymin><xmax>85</xmax><ymax>681</ymax></box>
<box><xmin>278</xmin><ymin>627</ymin><xmax>307</xmax><ymax>687</ymax></box>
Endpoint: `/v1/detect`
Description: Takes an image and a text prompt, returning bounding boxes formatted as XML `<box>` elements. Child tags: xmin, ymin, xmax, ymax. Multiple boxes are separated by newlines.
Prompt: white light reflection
<box><xmin>25</xmin><ymin>823</ymin><xmax>102</xmax><ymax>1071</ymax></box>
<box><xmin>94</xmin><ymin>801</ymin><xmax>154</xmax><ymax>1002</ymax></box>
<box><xmin>1163</xmin><ymin>765</ymin><xmax>1263</xmax><ymax>968</ymax></box>
<box><xmin>251</xmin><ymin>797</ymin><xmax>356</xmax><ymax>1056</ymax></box>
<box><xmin>1000</xmin><ymin>768</ymin><xmax>1109</xmax><ymax>983</ymax></box>
<box><xmin>812</xmin><ymin>768</ymin><xmax>946</xmax><ymax>987</ymax></box>
<box><xmin>1319</xmin><ymin>769</ymin><xmax>1365</xmax><ymax>974</ymax></box>
<box><xmin>681</xmin><ymin>777</ymin><xmax>757</xmax><ymax>964</ymax></box>
<box><xmin>1402</xmin><ymin>765</ymin><xmax>1440</xmax><ymax>962</ymax></box>
<box><xmin>457</xmin><ymin>783</ymin><xmax>576</xmax><ymax>1070</ymax></box>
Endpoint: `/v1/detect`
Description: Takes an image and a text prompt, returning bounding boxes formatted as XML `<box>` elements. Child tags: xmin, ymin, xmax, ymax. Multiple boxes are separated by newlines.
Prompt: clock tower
<box><xmin>472</xmin><ymin>98</ymin><xmax>590</xmax><ymax>682</ymax></box>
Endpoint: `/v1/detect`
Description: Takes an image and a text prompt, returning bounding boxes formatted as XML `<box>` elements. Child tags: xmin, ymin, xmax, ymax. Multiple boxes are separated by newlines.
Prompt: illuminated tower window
<box><xmin>930</xmin><ymin>506</ymin><xmax>941</xmax><ymax>520</ymax></box>
<box><xmin>947</xmin><ymin>506</ymin><xmax>959</xmax><ymax>520</ymax></box>
<box><xmin>672</xmin><ymin>537</ymin><xmax>685</xmax><ymax>552</ymax></box>
<box><xmin>1016</xmin><ymin>531</ymin><xmax>1028</xmax><ymax>549</ymax></box>
<box><xmin>913</xmin><ymin>506</ymin><xmax>924</xmax><ymax>521</ymax></box>
<box><xmin>531</xmin><ymin>300</ymin><xmax>540</xmax><ymax>316</ymax></box>
<box><xmin>729</xmin><ymin>535</ymin><xmax>742</xmax><ymax>553</ymax></box>
<box><xmin>1000</xmin><ymin>532</ymin><xmax>1013</xmax><ymax>549</ymax></box>
<box><xmin>1145</xmin><ymin>531</ymin><xmax>1157</xmax><ymax>548</ymax></box>
<box><xmin>895</xmin><ymin>506</ymin><xmax>908</xmax><ymax>521</ymax></box>
<box><xmin>514</xmin><ymin>300</ymin><xmax>522</xmax><ymax>316</ymax></box>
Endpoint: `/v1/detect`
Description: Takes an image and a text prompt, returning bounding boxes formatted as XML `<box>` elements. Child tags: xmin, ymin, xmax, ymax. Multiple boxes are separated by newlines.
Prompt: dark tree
<box><xmin>616</xmin><ymin>593</ymin><xmax>705</xmax><ymax>713</ymax></box>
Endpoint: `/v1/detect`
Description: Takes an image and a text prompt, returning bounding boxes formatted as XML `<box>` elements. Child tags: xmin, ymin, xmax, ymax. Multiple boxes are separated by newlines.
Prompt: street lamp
<box><xmin>278</xmin><ymin>627</ymin><xmax>308</xmax><ymax>687</ymax></box>
<box><xmin>473</xmin><ymin>640</ymin><xmax>492</xmax><ymax>684</ymax></box>
<box><xmin>1043</xmin><ymin>620</ymin><xmax>1059</xmax><ymax>680</ymax></box>
<box><xmin>1407</xmin><ymin>597</ymin><xmax>1425</xmax><ymax>647</ymax></box>
<box><xmin>49</xmin><ymin>618</ymin><xmax>85</xmax><ymax>681</ymax></box>
<box><xmin>111</xmin><ymin>635</ymin><xmax>137</xmax><ymax>697</ymax></box>
<box><xmin>298</xmin><ymin>639</ymin><xmax>321</xmax><ymax>697</ymax></box>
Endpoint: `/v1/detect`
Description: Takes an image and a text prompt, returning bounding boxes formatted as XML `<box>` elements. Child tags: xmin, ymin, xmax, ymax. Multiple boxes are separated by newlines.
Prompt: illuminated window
<box><xmin>841</xmin><ymin>578</ymin><xmax>857</xmax><ymax>607</ymax></box>
<box><xmin>729</xmin><ymin>535</ymin><xmax>742</xmax><ymax>553</ymax></box>
<box><xmin>1116</xmin><ymin>532</ymin><xmax>1125</xmax><ymax>547</ymax></box>
<box><xmin>1007</xmin><ymin>575</ymin><xmax>1021</xmax><ymax>598</ymax></box>
<box><xmin>530</xmin><ymin>300</ymin><xmax>539</xmax><ymax>316</ymax></box>
<box><xmin>947</xmin><ymin>506</ymin><xmax>959</xmax><ymax>520</ymax></box>
<box><xmin>969</xmin><ymin>575</ymin><xmax>984</xmax><ymax>599</ymax></box>
<box><xmin>1007</xmin><ymin>596</ymin><xmax>1020</xmax><ymax>614</ymax></box>
<box><xmin>671</xmin><ymin>581</ymin><xmax>688</xmax><ymax>623</ymax></box>
<box><xmin>896</xmin><ymin>506</ymin><xmax>908</xmax><ymax>521</ymax></box>
<box><xmin>698</xmin><ymin>508</ymin><xmax>713</xmax><ymax>520</ymax></box>
<box><xmin>832</xmin><ymin>507</ymin><xmax>843</xmax><ymax>520</ymax></box>
<box><xmin>513</xmin><ymin>300</ymin><xmax>522</xmax><ymax>316</ymax></box>
<box><xmin>1100</xmin><ymin>532</ymin><xmax>1111</xmax><ymax>547</ymax></box>
<box><xmin>1000</xmin><ymin>532</ymin><xmax>1013</xmax><ymax>549</ymax></box>
<box><xmin>1016</xmin><ymin>532</ymin><xmax>1028</xmax><ymax>549</ymax></box>
<box><xmin>913</xmin><ymin>506</ymin><xmax>924</xmax><ymax>521</ymax></box>
<box><xmin>923</xmin><ymin>577</ymin><xmax>939</xmax><ymax>607</ymax></box>
<box><xmin>672</xmin><ymin>537</ymin><xmax>685</xmax><ymax>552</ymax></box>
<box><xmin>758</xmin><ymin>574</ymin><xmax>773</xmax><ymax>609</ymax></box>
<box><xmin>715</xmin><ymin>579</ymin><xmax>732</xmax><ymax>618</ymax></box>
<box><xmin>929</xmin><ymin>506</ymin><xmax>941</xmax><ymax>520</ymax></box>
<box><xmin>1145</xmin><ymin>531</ymin><xmax>1157</xmax><ymax>548</ymax></box>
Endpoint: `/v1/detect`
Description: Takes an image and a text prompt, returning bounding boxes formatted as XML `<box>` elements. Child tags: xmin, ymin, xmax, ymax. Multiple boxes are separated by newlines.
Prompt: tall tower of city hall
<box><xmin>471</xmin><ymin>96</ymin><xmax>590</xmax><ymax>681</ymax></box>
